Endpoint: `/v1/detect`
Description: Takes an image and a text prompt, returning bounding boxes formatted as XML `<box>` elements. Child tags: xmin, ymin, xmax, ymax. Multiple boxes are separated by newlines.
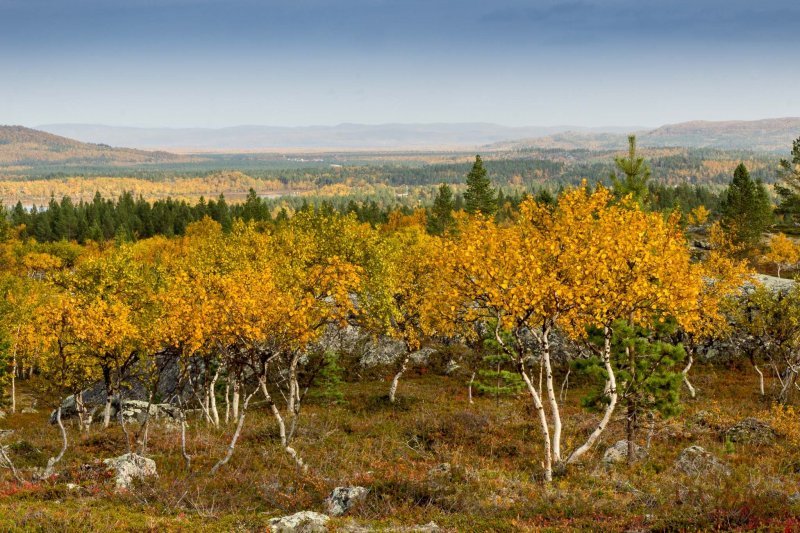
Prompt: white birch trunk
<box><xmin>259</xmin><ymin>378</ymin><xmax>307</xmax><ymax>471</ymax></box>
<box><xmin>567</xmin><ymin>327</ymin><xmax>618</xmax><ymax>464</ymax></box>
<box><xmin>42</xmin><ymin>406</ymin><xmax>68</xmax><ymax>478</ymax></box>
<box><xmin>103</xmin><ymin>394</ymin><xmax>113</xmax><ymax>429</ymax></box>
<box><xmin>389</xmin><ymin>352</ymin><xmax>411</xmax><ymax>403</ymax></box>
<box><xmin>468</xmin><ymin>372</ymin><xmax>475</xmax><ymax>404</ymax></box>
<box><xmin>520</xmin><ymin>368</ymin><xmax>552</xmax><ymax>482</ymax></box>
<box><xmin>209</xmin><ymin>387</ymin><xmax>257</xmax><ymax>474</ymax></box>
<box><xmin>209</xmin><ymin>367</ymin><xmax>220</xmax><ymax>428</ymax></box>
<box><xmin>232</xmin><ymin>379</ymin><xmax>240</xmax><ymax>421</ymax></box>
<box><xmin>541</xmin><ymin>328</ymin><xmax>562</xmax><ymax>463</ymax></box>
<box><xmin>682</xmin><ymin>353</ymin><xmax>696</xmax><ymax>399</ymax></box>
<box><xmin>754</xmin><ymin>364</ymin><xmax>765</xmax><ymax>396</ymax></box>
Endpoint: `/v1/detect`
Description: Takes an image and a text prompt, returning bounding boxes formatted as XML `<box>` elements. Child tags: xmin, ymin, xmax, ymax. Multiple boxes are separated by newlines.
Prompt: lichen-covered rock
<box><xmin>326</xmin><ymin>486</ymin><xmax>369</xmax><ymax>517</ymax></box>
<box><xmin>427</xmin><ymin>463</ymin><xmax>452</xmax><ymax>478</ymax></box>
<box><xmin>674</xmin><ymin>445</ymin><xmax>730</xmax><ymax>476</ymax></box>
<box><xmin>118</xmin><ymin>400</ymin><xmax>180</xmax><ymax>425</ymax></box>
<box><xmin>103</xmin><ymin>453</ymin><xmax>157</xmax><ymax>490</ymax></box>
<box><xmin>602</xmin><ymin>440</ymin><xmax>647</xmax><ymax>465</ymax></box>
<box><xmin>269</xmin><ymin>511</ymin><xmax>330</xmax><ymax>532</ymax></box>
<box><xmin>725</xmin><ymin>418</ymin><xmax>775</xmax><ymax>445</ymax></box>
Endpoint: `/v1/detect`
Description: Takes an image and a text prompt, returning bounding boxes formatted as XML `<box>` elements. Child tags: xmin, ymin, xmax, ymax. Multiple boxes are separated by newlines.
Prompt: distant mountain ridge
<box><xmin>0</xmin><ymin>125</ymin><xmax>187</xmax><ymax>167</ymax></box>
<box><xmin>499</xmin><ymin>117</ymin><xmax>800</xmax><ymax>153</ymax></box>
<box><xmin>36</xmin><ymin>123</ymin><xmax>636</xmax><ymax>151</ymax></box>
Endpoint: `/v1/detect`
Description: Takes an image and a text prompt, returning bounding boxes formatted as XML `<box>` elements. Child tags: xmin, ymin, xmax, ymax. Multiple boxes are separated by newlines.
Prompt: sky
<box><xmin>0</xmin><ymin>0</ymin><xmax>798</xmax><ymax>128</ymax></box>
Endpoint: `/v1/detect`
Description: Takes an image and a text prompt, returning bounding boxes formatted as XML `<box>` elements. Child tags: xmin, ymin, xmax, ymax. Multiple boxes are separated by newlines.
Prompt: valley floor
<box><xmin>1</xmin><ymin>364</ymin><xmax>799</xmax><ymax>532</ymax></box>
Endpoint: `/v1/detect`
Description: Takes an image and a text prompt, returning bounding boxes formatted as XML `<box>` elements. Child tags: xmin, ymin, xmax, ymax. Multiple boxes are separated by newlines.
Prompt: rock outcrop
<box><xmin>674</xmin><ymin>445</ymin><xmax>730</xmax><ymax>476</ymax></box>
<box><xmin>326</xmin><ymin>486</ymin><xmax>369</xmax><ymax>517</ymax></box>
<box><xmin>724</xmin><ymin>418</ymin><xmax>775</xmax><ymax>445</ymax></box>
<box><xmin>103</xmin><ymin>453</ymin><xmax>158</xmax><ymax>490</ymax></box>
<box><xmin>602</xmin><ymin>440</ymin><xmax>648</xmax><ymax>465</ymax></box>
<box><xmin>269</xmin><ymin>511</ymin><xmax>330</xmax><ymax>532</ymax></box>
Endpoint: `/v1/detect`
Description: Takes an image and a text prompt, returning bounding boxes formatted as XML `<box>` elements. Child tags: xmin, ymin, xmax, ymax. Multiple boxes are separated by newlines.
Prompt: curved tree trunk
<box><xmin>389</xmin><ymin>352</ymin><xmax>411</xmax><ymax>404</ymax></box>
<box><xmin>468</xmin><ymin>372</ymin><xmax>475</xmax><ymax>405</ymax></box>
<box><xmin>210</xmin><ymin>387</ymin><xmax>257</xmax><ymax>474</ymax></box>
<box><xmin>682</xmin><ymin>353</ymin><xmax>696</xmax><ymax>399</ymax></box>
<box><xmin>519</xmin><ymin>367</ymin><xmax>552</xmax><ymax>482</ymax></box>
<box><xmin>209</xmin><ymin>367</ymin><xmax>220</xmax><ymax>427</ymax></box>
<box><xmin>567</xmin><ymin>327</ymin><xmax>618</xmax><ymax>464</ymax></box>
<box><xmin>259</xmin><ymin>377</ymin><xmax>307</xmax><ymax>471</ymax></box>
<box><xmin>42</xmin><ymin>406</ymin><xmax>68</xmax><ymax>478</ymax></box>
<box><xmin>541</xmin><ymin>327</ymin><xmax>562</xmax><ymax>463</ymax></box>
<box><xmin>754</xmin><ymin>364</ymin><xmax>765</xmax><ymax>396</ymax></box>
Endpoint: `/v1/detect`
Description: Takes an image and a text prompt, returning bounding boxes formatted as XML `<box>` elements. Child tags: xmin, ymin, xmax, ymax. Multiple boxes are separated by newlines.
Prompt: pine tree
<box><xmin>720</xmin><ymin>163</ymin><xmax>773</xmax><ymax>254</ymax></box>
<box><xmin>427</xmin><ymin>183</ymin><xmax>455</xmax><ymax>235</ymax></box>
<box><xmin>463</xmin><ymin>155</ymin><xmax>497</xmax><ymax>215</ymax></box>
<box><xmin>776</xmin><ymin>136</ymin><xmax>800</xmax><ymax>220</ymax></box>
<box><xmin>475</xmin><ymin>327</ymin><xmax>524</xmax><ymax>404</ymax></box>
<box><xmin>611</xmin><ymin>135</ymin><xmax>651</xmax><ymax>208</ymax></box>
<box><xmin>576</xmin><ymin>319</ymin><xmax>685</xmax><ymax>463</ymax></box>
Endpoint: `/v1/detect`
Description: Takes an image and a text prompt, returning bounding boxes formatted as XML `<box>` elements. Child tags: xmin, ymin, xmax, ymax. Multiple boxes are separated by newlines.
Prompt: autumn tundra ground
<box><xmin>1</xmin><ymin>363</ymin><xmax>799</xmax><ymax>532</ymax></box>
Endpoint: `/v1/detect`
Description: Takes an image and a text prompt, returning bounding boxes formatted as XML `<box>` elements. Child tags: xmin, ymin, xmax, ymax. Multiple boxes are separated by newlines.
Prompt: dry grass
<box><xmin>1</xmin><ymin>364</ymin><xmax>800</xmax><ymax>532</ymax></box>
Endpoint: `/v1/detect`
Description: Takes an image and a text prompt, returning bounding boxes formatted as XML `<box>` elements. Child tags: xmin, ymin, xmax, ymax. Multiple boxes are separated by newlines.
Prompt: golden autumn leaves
<box><xmin>0</xmin><ymin>183</ymin><xmax>749</xmax><ymax>478</ymax></box>
<box><xmin>439</xmin><ymin>186</ymin><xmax>709</xmax><ymax>340</ymax></box>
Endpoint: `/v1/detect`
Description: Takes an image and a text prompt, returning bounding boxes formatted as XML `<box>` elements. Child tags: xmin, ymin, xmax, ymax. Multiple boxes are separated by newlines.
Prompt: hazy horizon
<box><xmin>1</xmin><ymin>0</ymin><xmax>798</xmax><ymax>129</ymax></box>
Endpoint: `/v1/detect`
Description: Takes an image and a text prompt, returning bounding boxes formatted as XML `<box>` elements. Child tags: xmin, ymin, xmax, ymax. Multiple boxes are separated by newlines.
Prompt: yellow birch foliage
<box><xmin>764</xmin><ymin>233</ymin><xmax>800</xmax><ymax>277</ymax></box>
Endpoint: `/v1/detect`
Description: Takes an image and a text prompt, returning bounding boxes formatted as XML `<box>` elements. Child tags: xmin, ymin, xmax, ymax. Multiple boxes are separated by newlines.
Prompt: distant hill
<box><xmin>0</xmin><ymin>125</ymin><xmax>189</xmax><ymax>168</ymax></box>
<box><xmin>37</xmin><ymin>123</ymin><xmax>636</xmax><ymax>151</ymax></box>
<box><xmin>643</xmin><ymin>118</ymin><xmax>800</xmax><ymax>151</ymax></box>
<box><xmin>499</xmin><ymin>118</ymin><xmax>800</xmax><ymax>153</ymax></box>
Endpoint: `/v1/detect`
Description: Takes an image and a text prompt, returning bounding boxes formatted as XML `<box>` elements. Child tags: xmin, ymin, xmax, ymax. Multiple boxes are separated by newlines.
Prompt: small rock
<box><xmin>326</xmin><ymin>486</ymin><xmax>369</xmax><ymax>517</ymax></box>
<box><xmin>689</xmin><ymin>410</ymin><xmax>717</xmax><ymax>428</ymax></box>
<box><xmin>269</xmin><ymin>511</ymin><xmax>330</xmax><ymax>532</ymax></box>
<box><xmin>103</xmin><ymin>453</ymin><xmax>158</xmax><ymax>490</ymax></box>
<box><xmin>427</xmin><ymin>463</ymin><xmax>451</xmax><ymax>477</ymax></box>
<box><xmin>66</xmin><ymin>483</ymin><xmax>79</xmax><ymax>490</ymax></box>
<box><xmin>602</xmin><ymin>440</ymin><xmax>647</xmax><ymax>465</ymax></box>
<box><xmin>674</xmin><ymin>445</ymin><xmax>730</xmax><ymax>476</ymax></box>
<box><xmin>444</xmin><ymin>359</ymin><xmax>460</xmax><ymax>375</ymax></box>
<box><xmin>725</xmin><ymin>418</ymin><xmax>775</xmax><ymax>445</ymax></box>
<box><xmin>21</xmin><ymin>407</ymin><xmax>38</xmax><ymax>414</ymax></box>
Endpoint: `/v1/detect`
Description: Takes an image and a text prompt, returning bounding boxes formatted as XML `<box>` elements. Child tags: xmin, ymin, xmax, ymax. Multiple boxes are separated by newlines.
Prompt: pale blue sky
<box><xmin>1</xmin><ymin>0</ymin><xmax>798</xmax><ymax>128</ymax></box>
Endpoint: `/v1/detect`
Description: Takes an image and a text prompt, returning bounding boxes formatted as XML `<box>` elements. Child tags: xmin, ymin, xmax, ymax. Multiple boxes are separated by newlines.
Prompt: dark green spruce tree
<box><xmin>427</xmin><ymin>183</ymin><xmax>455</xmax><ymax>235</ymax></box>
<box><xmin>720</xmin><ymin>163</ymin><xmax>773</xmax><ymax>254</ymax></box>
<box><xmin>463</xmin><ymin>155</ymin><xmax>497</xmax><ymax>215</ymax></box>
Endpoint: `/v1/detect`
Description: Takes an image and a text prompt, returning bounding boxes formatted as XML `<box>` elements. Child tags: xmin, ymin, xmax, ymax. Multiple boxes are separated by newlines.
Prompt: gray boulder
<box><xmin>269</xmin><ymin>511</ymin><xmax>330</xmax><ymax>532</ymax></box>
<box><xmin>118</xmin><ymin>400</ymin><xmax>180</xmax><ymax>425</ymax></box>
<box><xmin>602</xmin><ymin>440</ymin><xmax>647</xmax><ymax>465</ymax></box>
<box><xmin>103</xmin><ymin>453</ymin><xmax>158</xmax><ymax>490</ymax></box>
<box><xmin>725</xmin><ymin>418</ymin><xmax>776</xmax><ymax>445</ymax></box>
<box><xmin>674</xmin><ymin>445</ymin><xmax>730</xmax><ymax>476</ymax></box>
<box><xmin>326</xmin><ymin>486</ymin><xmax>369</xmax><ymax>517</ymax></box>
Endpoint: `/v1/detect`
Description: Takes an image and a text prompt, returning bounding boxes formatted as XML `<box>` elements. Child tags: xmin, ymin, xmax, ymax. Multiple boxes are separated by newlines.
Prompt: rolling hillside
<box><xmin>495</xmin><ymin>117</ymin><xmax>800</xmax><ymax>153</ymax></box>
<box><xmin>0</xmin><ymin>125</ymin><xmax>191</xmax><ymax>169</ymax></box>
